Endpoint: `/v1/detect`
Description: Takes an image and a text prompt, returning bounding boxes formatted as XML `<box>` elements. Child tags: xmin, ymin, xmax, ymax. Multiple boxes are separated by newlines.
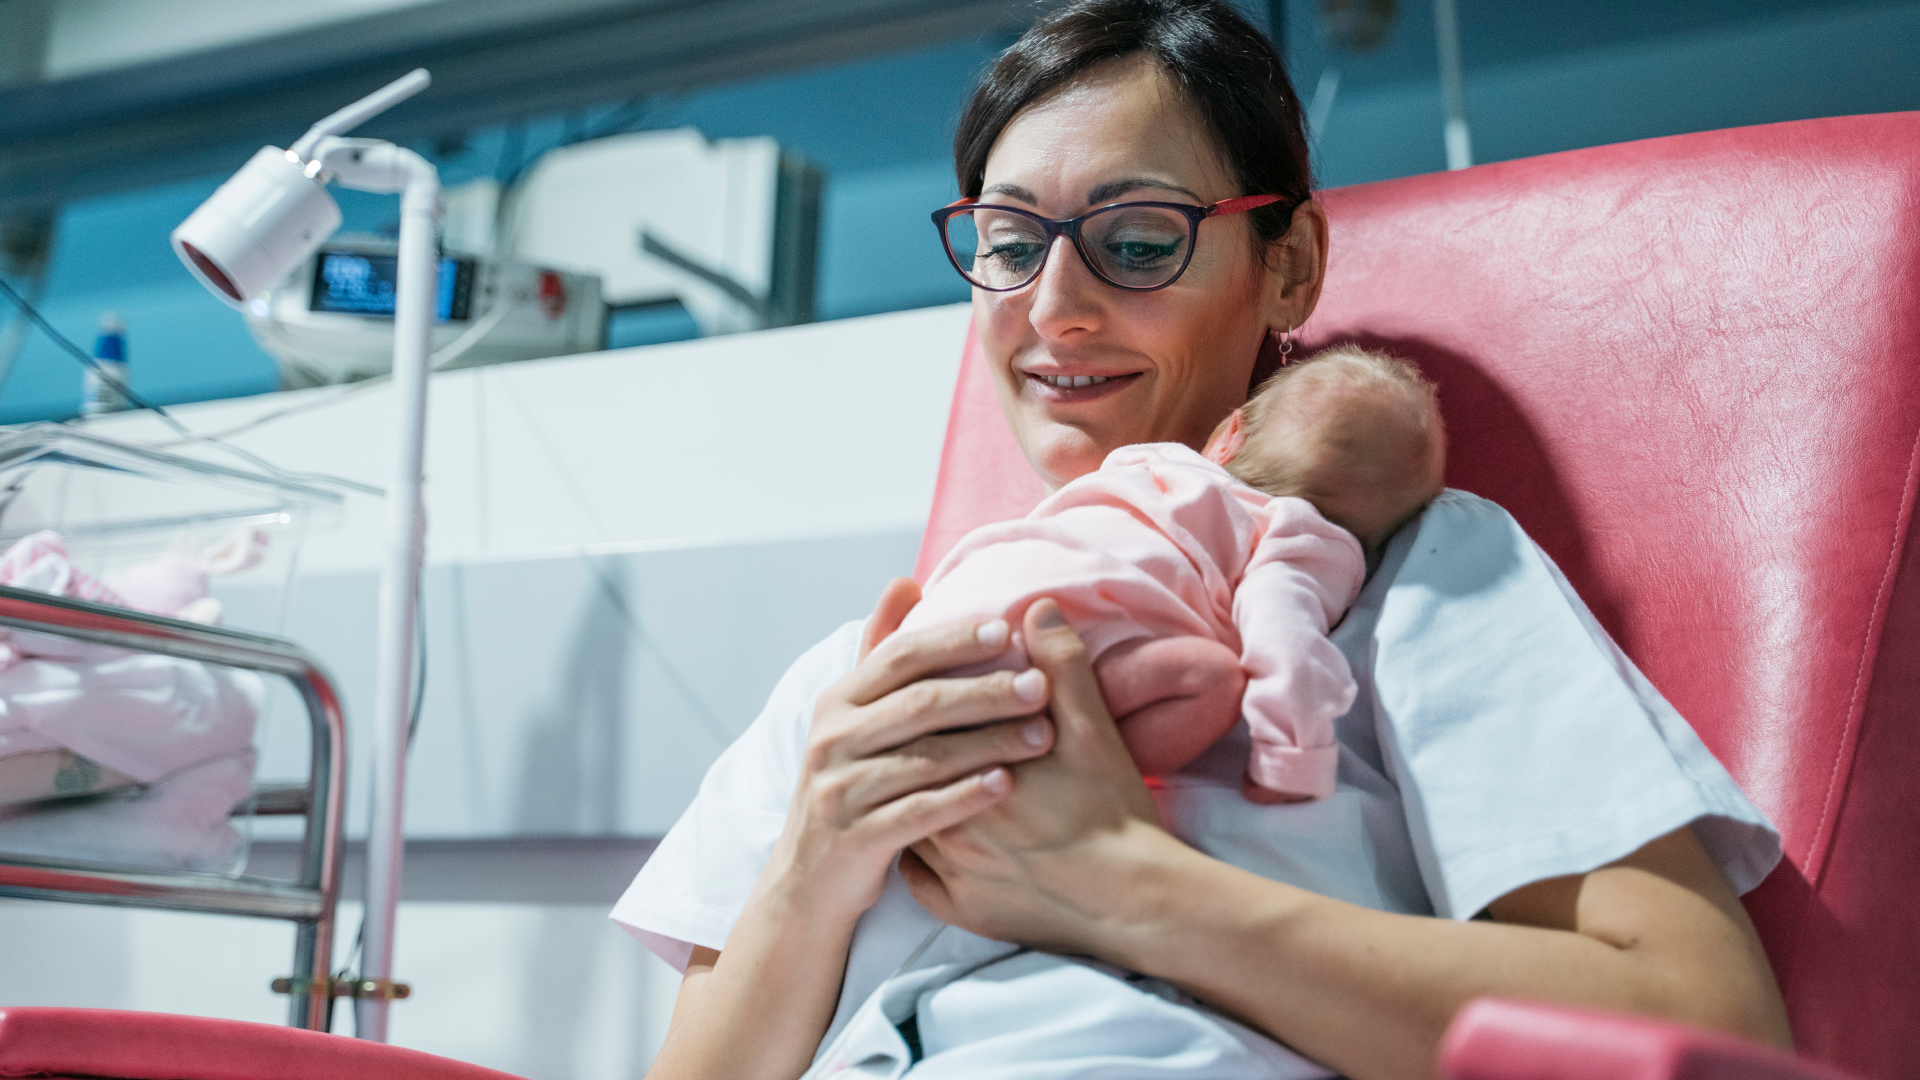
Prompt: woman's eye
<box><xmin>1105</xmin><ymin>238</ymin><xmax>1181</xmax><ymax>267</ymax></box>
<box><xmin>985</xmin><ymin>241</ymin><xmax>1043</xmax><ymax>268</ymax></box>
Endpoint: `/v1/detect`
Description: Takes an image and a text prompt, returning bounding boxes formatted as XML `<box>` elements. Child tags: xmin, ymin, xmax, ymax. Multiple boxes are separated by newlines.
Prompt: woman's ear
<box><xmin>1204</xmin><ymin>409</ymin><xmax>1247</xmax><ymax>465</ymax></box>
<box><xmin>1263</xmin><ymin>199</ymin><xmax>1329</xmax><ymax>333</ymax></box>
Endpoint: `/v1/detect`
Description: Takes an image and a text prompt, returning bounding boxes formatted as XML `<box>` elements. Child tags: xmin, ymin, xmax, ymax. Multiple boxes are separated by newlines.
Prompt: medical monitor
<box><xmin>309</xmin><ymin>250</ymin><xmax>476</xmax><ymax>322</ymax></box>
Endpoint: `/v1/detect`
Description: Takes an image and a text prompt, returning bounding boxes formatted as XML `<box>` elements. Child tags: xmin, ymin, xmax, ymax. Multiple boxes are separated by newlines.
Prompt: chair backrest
<box><xmin>914</xmin><ymin>112</ymin><xmax>1920</xmax><ymax>1079</ymax></box>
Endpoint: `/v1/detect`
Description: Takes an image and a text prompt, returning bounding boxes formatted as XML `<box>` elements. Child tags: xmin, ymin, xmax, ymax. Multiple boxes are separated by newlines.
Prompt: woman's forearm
<box><xmin>645</xmin><ymin>877</ymin><xmax>859</xmax><ymax>1080</ymax></box>
<box><xmin>1096</xmin><ymin>824</ymin><xmax>1789</xmax><ymax>1080</ymax></box>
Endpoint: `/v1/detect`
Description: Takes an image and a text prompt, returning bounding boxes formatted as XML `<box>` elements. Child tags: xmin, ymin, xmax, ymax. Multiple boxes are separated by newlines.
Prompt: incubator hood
<box><xmin>0</xmin><ymin>424</ymin><xmax>345</xmax><ymax>545</ymax></box>
<box><xmin>0</xmin><ymin>424</ymin><xmax>345</xmax><ymax>635</ymax></box>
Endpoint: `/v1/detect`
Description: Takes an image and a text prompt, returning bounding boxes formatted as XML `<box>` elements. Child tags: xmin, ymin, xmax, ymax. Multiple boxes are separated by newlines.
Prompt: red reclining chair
<box><xmin>4</xmin><ymin>110</ymin><xmax>1916</xmax><ymax>1080</ymax></box>
<box><xmin>919</xmin><ymin>109</ymin><xmax>1920</xmax><ymax>1080</ymax></box>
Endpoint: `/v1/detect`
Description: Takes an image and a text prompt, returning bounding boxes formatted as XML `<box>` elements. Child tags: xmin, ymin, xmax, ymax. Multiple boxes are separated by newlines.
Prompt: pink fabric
<box><xmin>0</xmin><ymin>529</ymin><xmax>266</xmax><ymax>636</ymax></box>
<box><xmin>0</xmin><ymin>532</ymin><xmax>129</xmax><ymax>611</ymax></box>
<box><xmin>901</xmin><ymin>443</ymin><xmax>1364</xmax><ymax>801</ymax></box>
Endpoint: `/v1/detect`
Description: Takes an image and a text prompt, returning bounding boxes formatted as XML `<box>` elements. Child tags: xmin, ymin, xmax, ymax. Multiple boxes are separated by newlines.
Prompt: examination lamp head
<box><xmin>171</xmin><ymin>68</ymin><xmax>430</xmax><ymax>309</ymax></box>
<box><xmin>171</xmin><ymin>148</ymin><xmax>341</xmax><ymax>308</ymax></box>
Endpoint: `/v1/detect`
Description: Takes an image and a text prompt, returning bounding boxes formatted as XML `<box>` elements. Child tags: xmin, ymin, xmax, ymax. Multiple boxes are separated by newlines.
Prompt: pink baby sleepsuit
<box><xmin>899</xmin><ymin>442</ymin><xmax>1365</xmax><ymax>801</ymax></box>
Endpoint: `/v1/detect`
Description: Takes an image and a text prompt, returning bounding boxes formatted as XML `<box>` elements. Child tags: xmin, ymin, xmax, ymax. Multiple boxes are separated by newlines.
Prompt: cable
<box><xmin>158</xmin><ymin>294</ymin><xmax>519</xmax><ymax>449</ymax></box>
<box><xmin>0</xmin><ymin>271</ymin><xmax>47</xmax><ymax>396</ymax></box>
<box><xmin>0</xmin><ymin>274</ymin><xmax>380</xmax><ymax>496</ymax></box>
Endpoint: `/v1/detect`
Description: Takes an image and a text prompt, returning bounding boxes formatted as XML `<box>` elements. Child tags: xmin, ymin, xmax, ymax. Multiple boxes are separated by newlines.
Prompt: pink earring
<box><xmin>1272</xmin><ymin>325</ymin><xmax>1295</xmax><ymax>364</ymax></box>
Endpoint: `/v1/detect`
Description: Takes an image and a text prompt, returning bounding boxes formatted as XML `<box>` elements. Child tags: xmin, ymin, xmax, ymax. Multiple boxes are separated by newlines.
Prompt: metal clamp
<box><xmin>272</xmin><ymin>975</ymin><xmax>412</xmax><ymax>1000</ymax></box>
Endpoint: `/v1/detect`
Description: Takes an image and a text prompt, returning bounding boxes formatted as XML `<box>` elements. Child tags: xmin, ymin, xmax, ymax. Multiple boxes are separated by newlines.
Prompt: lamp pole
<box><xmin>326</xmin><ymin>137</ymin><xmax>439</xmax><ymax>1042</ymax></box>
<box><xmin>1434</xmin><ymin>0</ymin><xmax>1473</xmax><ymax>170</ymax></box>
<box><xmin>170</xmin><ymin>69</ymin><xmax>438</xmax><ymax>1041</ymax></box>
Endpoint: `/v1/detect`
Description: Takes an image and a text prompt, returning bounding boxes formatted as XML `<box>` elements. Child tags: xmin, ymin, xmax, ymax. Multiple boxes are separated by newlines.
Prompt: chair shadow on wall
<box><xmin>1328</xmin><ymin>331</ymin><xmax>1630</xmax><ymax>650</ymax></box>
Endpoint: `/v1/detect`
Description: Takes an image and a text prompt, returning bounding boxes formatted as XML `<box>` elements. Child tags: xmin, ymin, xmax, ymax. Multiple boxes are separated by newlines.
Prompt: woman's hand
<box><xmin>900</xmin><ymin>597</ymin><xmax>1170</xmax><ymax>955</ymax></box>
<box><xmin>648</xmin><ymin>579</ymin><xmax>1058</xmax><ymax>1080</ymax></box>
<box><xmin>756</xmin><ymin>577</ymin><xmax>1058</xmax><ymax>932</ymax></box>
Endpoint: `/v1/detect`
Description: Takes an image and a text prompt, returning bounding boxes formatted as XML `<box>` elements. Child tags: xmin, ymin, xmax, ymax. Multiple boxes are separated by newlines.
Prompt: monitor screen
<box><xmin>310</xmin><ymin>251</ymin><xmax>473</xmax><ymax>321</ymax></box>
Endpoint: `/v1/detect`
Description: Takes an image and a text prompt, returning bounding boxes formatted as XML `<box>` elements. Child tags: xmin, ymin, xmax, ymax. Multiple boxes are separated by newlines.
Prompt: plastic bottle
<box><xmin>81</xmin><ymin>311</ymin><xmax>129</xmax><ymax>416</ymax></box>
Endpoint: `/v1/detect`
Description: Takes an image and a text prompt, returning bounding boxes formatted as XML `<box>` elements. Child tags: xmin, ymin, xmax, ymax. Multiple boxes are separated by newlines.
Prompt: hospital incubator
<box><xmin>0</xmin><ymin>423</ymin><xmax>348</xmax><ymax>1029</ymax></box>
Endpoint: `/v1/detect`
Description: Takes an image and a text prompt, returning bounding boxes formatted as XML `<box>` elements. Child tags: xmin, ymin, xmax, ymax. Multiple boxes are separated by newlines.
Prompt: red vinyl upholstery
<box><xmin>1439</xmin><ymin>999</ymin><xmax>1859</xmax><ymax>1080</ymax></box>
<box><xmin>0</xmin><ymin>1007</ymin><xmax>526</xmax><ymax>1080</ymax></box>
<box><xmin>916</xmin><ymin>112</ymin><xmax>1920</xmax><ymax>1079</ymax></box>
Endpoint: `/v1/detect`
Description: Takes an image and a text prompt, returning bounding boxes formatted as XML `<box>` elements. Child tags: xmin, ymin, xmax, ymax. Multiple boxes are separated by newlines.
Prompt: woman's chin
<box><xmin>1024</xmin><ymin>424</ymin><xmax>1121</xmax><ymax>489</ymax></box>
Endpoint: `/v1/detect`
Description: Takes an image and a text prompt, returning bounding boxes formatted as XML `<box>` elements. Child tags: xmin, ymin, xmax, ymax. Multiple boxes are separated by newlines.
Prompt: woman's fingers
<box><xmin>1021</xmin><ymin>599</ymin><xmax>1117</xmax><ymax>745</ymax></box>
<box><xmin>898</xmin><ymin>846</ymin><xmax>961</xmax><ymax>925</ymax></box>
<box><xmin>839</xmin><ymin>667</ymin><xmax>1049</xmax><ymax>759</ymax></box>
<box><xmin>841</xmin><ymin>715</ymin><xmax>1053</xmax><ymax>809</ymax></box>
<box><xmin>863</xmin><ymin>766</ymin><xmax>1012</xmax><ymax>853</ymax></box>
<box><xmin>859</xmin><ymin>577</ymin><xmax>923</xmax><ymax>661</ymax></box>
<box><xmin>1018</xmin><ymin>598</ymin><xmax>1161</xmax><ymax>820</ymax></box>
<box><xmin>841</xmin><ymin>616</ymin><xmax>1016</xmax><ymax>707</ymax></box>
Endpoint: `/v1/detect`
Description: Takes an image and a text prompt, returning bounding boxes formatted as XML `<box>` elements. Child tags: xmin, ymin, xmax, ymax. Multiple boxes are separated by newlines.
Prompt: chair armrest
<box><xmin>0</xmin><ymin>1008</ymin><xmax>527</xmax><ymax>1080</ymax></box>
<box><xmin>1439</xmin><ymin>998</ymin><xmax>1855</xmax><ymax>1080</ymax></box>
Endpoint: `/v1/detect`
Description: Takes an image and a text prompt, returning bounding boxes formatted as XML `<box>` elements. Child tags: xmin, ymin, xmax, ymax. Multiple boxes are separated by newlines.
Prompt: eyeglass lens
<box><xmin>944</xmin><ymin>204</ymin><xmax>1195</xmax><ymax>290</ymax></box>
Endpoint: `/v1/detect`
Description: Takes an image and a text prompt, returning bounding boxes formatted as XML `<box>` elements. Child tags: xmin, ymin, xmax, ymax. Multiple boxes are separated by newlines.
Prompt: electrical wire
<box><xmin>0</xmin><ymin>271</ymin><xmax>47</xmax><ymax>396</ymax></box>
<box><xmin>0</xmin><ymin>275</ymin><xmax>380</xmax><ymax>496</ymax></box>
<box><xmin>156</xmin><ymin>294</ymin><xmax>520</xmax><ymax>449</ymax></box>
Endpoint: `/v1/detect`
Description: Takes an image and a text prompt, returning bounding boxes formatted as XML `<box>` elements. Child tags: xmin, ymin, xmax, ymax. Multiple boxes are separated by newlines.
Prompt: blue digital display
<box><xmin>310</xmin><ymin>251</ymin><xmax>472</xmax><ymax>321</ymax></box>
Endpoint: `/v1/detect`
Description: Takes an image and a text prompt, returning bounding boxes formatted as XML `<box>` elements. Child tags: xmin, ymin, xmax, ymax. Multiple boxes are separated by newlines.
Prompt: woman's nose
<box><xmin>1026</xmin><ymin>234</ymin><xmax>1106</xmax><ymax>340</ymax></box>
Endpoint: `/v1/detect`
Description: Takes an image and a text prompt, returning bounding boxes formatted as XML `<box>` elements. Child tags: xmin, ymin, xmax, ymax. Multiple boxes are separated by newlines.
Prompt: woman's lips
<box><xmin>1023</xmin><ymin>370</ymin><xmax>1141</xmax><ymax>403</ymax></box>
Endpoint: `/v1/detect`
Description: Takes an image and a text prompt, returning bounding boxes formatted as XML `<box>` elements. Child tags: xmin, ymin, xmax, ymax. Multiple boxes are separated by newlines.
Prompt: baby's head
<box><xmin>1205</xmin><ymin>346</ymin><xmax>1446</xmax><ymax>551</ymax></box>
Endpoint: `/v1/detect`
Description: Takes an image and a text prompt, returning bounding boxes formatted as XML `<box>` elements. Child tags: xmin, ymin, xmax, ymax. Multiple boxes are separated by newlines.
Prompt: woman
<box><xmin>616</xmin><ymin>3</ymin><xmax>1791</xmax><ymax>1077</ymax></box>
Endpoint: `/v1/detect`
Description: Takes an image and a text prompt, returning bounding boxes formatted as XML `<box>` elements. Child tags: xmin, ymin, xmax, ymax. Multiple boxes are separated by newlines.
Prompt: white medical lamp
<box><xmin>173</xmin><ymin>68</ymin><xmax>437</xmax><ymax>1043</ymax></box>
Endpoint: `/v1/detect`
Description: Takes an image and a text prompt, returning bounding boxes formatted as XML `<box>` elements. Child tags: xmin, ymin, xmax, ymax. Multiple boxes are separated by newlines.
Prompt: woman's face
<box><xmin>974</xmin><ymin>55</ymin><xmax>1319</xmax><ymax>490</ymax></box>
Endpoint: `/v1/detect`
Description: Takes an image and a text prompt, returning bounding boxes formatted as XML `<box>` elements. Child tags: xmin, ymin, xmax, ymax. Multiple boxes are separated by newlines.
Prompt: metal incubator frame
<box><xmin>0</xmin><ymin>585</ymin><xmax>345</xmax><ymax>1031</ymax></box>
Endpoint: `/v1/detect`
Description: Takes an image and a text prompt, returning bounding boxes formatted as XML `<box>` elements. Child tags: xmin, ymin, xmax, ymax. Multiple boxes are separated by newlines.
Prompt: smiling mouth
<box><xmin>1025</xmin><ymin>371</ymin><xmax>1141</xmax><ymax>396</ymax></box>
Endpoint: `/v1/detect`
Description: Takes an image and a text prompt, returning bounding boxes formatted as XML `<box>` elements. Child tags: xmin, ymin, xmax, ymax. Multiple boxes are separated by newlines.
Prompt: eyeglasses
<box><xmin>932</xmin><ymin>194</ymin><xmax>1285</xmax><ymax>293</ymax></box>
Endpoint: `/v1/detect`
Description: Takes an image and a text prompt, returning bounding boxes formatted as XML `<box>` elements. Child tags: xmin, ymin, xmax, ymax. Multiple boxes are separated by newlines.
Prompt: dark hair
<box><xmin>953</xmin><ymin>0</ymin><xmax>1312</xmax><ymax>252</ymax></box>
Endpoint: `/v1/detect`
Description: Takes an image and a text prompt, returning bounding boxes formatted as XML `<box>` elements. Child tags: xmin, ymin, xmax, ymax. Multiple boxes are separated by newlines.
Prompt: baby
<box><xmin>898</xmin><ymin>345</ymin><xmax>1445</xmax><ymax>802</ymax></box>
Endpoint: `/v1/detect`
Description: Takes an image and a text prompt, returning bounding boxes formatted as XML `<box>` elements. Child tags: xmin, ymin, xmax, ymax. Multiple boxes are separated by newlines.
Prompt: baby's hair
<box><xmin>1225</xmin><ymin>345</ymin><xmax>1446</xmax><ymax>547</ymax></box>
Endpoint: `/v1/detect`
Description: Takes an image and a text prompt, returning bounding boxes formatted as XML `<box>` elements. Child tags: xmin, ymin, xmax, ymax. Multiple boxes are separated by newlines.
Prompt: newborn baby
<box><xmin>899</xmin><ymin>346</ymin><xmax>1445</xmax><ymax>802</ymax></box>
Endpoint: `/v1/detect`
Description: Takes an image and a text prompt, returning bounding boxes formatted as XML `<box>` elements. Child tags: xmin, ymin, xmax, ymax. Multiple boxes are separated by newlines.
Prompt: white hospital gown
<box><xmin>612</xmin><ymin>490</ymin><xmax>1782</xmax><ymax>1076</ymax></box>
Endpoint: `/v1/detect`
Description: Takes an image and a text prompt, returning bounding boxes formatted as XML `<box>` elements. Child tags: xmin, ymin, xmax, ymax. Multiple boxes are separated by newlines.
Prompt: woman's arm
<box><xmin>644</xmin><ymin>580</ymin><xmax>1056</xmax><ymax>1080</ymax></box>
<box><xmin>1077</xmin><ymin>820</ymin><xmax>1787</xmax><ymax>1080</ymax></box>
<box><xmin>905</xmin><ymin>600</ymin><xmax>1790</xmax><ymax>1080</ymax></box>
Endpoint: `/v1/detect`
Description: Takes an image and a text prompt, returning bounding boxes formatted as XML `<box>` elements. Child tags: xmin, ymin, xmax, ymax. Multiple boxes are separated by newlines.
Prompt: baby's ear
<box><xmin>1203</xmin><ymin>409</ymin><xmax>1247</xmax><ymax>465</ymax></box>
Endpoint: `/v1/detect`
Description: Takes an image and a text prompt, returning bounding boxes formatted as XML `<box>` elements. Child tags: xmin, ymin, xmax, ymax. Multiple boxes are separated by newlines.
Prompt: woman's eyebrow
<box><xmin>981</xmin><ymin>182</ymin><xmax>1038</xmax><ymax>203</ymax></box>
<box><xmin>1087</xmin><ymin>178</ymin><xmax>1203</xmax><ymax>204</ymax></box>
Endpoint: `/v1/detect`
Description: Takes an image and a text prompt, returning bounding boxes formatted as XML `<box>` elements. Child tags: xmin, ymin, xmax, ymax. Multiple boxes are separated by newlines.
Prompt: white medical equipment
<box><xmin>247</xmin><ymin>234</ymin><xmax>605</xmax><ymax>388</ymax></box>
<box><xmin>0</xmin><ymin>423</ymin><xmax>347</xmax><ymax>1031</ymax></box>
<box><xmin>172</xmin><ymin>68</ymin><xmax>437</xmax><ymax>1042</ymax></box>
<box><xmin>501</xmin><ymin>127</ymin><xmax>821</xmax><ymax>336</ymax></box>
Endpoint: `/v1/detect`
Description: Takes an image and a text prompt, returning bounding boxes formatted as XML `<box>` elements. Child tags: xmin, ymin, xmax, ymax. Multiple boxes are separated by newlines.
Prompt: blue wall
<box><xmin>1290</xmin><ymin>0</ymin><xmax>1920</xmax><ymax>187</ymax></box>
<box><xmin>3</xmin><ymin>1</ymin><xmax>1916</xmax><ymax>422</ymax></box>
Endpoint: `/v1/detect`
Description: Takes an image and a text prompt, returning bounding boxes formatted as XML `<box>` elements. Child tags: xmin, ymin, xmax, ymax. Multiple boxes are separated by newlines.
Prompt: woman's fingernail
<box><xmin>1021</xmin><ymin>717</ymin><xmax>1049</xmax><ymax>747</ymax></box>
<box><xmin>980</xmin><ymin>768</ymin><xmax>1009</xmax><ymax>794</ymax></box>
<box><xmin>1012</xmin><ymin>668</ymin><xmax>1047</xmax><ymax>702</ymax></box>
<box><xmin>977</xmin><ymin>619</ymin><xmax>1009</xmax><ymax>647</ymax></box>
<box><xmin>1033</xmin><ymin>603</ymin><xmax>1066</xmax><ymax>629</ymax></box>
